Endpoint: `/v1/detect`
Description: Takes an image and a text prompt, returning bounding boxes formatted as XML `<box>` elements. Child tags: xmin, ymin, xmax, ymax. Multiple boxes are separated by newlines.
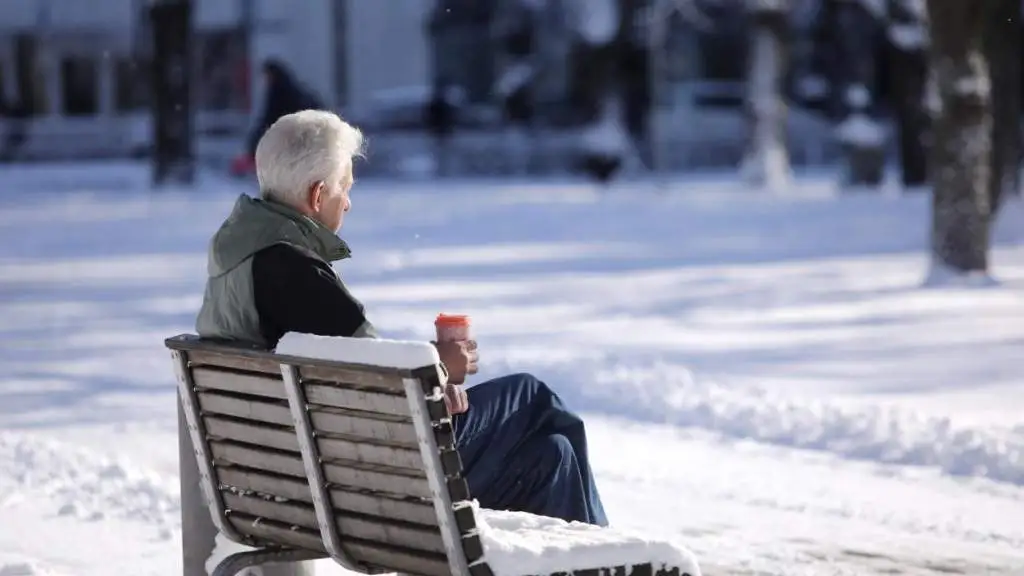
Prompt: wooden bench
<box><xmin>166</xmin><ymin>333</ymin><xmax>701</xmax><ymax>576</ymax></box>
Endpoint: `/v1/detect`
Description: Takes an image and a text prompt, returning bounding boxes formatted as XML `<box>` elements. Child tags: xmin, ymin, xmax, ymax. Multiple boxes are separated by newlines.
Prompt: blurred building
<box><xmin>0</xmin><ymin>0</ymin><xmax>432</xmax><ymax>159</ymax></box>
<box><xmin>0</xmin><ymin>0</ymin><xmax>845</xmax><ymax>170</ymax></box>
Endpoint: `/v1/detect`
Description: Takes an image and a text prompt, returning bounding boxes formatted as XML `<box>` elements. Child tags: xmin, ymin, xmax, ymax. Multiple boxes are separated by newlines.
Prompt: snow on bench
<box><xmin>473</xmin><ymin>503</ymin><xmax>699</xmax><ymax>576</ymax></box>
<box><xmin>166</xmin><ymin>332</ymin><xmax>701</xmax><ymax>576</ymax></box>
<box><xmin>275</xmin><ymin>332</ymin><xmax>441</xmax><ymax>370</ymax></box>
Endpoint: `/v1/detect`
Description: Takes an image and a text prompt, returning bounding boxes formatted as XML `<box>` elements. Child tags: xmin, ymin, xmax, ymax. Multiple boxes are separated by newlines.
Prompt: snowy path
<box><xmin>2</xmin><ymin>416</ymin><xmax>1022</xmax><ymax>576</ymax></box>
<box><xmin>0</xmin><ymin>166</ymin><xmax>1023</xmax><ymax>574</ymax></box>
<box><xmin>586</xmin><ymin>419</ymin><xmax>1024</xmax><ymax>576</ymax></box>
<box><xmin>0</xmin><ymin>430</ymin><xmax>178</xmax><ymax>576</ymax></box>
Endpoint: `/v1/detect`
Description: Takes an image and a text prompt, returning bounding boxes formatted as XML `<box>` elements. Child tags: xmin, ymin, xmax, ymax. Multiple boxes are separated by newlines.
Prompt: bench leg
<box><xmin>210</xmin><ymin>548</ymin><xmax>325</xmax><ymax>576</ymax></box>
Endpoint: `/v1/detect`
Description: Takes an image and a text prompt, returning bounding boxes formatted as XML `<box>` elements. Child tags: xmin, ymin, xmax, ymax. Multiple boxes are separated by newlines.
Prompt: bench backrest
<box><xmin>166</xmin><ymin>334</ymin><xmax>490</xmax><ymax>576</ymax></box>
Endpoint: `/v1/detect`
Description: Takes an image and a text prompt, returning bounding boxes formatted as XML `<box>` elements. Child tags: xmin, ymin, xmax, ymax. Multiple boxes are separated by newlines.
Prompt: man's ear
<box><xmin>308</xmin><ymin>181</ymin><xmax>325</xmax><ymax>210</ymax></box>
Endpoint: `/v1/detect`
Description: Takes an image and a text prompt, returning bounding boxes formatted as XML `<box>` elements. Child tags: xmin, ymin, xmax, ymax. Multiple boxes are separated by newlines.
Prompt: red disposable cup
<box><xmin>435</xmin><ymin>313</ymin><xmax>471</xmax><ymax>343</ymax></box>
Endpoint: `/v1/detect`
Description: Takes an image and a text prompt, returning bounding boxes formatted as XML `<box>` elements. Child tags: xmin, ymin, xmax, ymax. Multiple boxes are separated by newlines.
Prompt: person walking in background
<box><xmin>425</xmin><ymin>79</ymin><xmax>461</xmax><ymax>177</ymax></box>
<box><xmin>620</xmin><ymin>0</ymin><xmax>653</xmax><ymax>171</ymax></box>
<box><xmin>230</xmin><ymin>59</ymin><xmax>325</xmax><ymax>177</ymax></box>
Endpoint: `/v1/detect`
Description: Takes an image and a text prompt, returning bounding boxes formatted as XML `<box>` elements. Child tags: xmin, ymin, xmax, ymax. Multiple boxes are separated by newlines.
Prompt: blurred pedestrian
<box><xmin>425</xmin><ymin>80</ymin><xmax>462</xmax><ymax>177</ymax></box>
<box><xmin>231</xmin><ymin>59</ymin><xmax>325</xmax><ymax>177</ymax></box>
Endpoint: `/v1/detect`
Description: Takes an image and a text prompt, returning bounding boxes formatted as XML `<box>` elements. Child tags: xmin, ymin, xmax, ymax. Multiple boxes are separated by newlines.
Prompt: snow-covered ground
<box><xmin>1</xmin><ymin>163</ymin><xmax>1023</xmax><ymax>575</ymax></box>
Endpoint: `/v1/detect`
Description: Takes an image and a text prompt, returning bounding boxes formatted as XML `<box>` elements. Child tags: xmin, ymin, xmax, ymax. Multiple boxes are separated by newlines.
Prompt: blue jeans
<box><xmin>452</xmin><ymin>373</ymin><xmax>609</xmax><ymax>526</ymax></box>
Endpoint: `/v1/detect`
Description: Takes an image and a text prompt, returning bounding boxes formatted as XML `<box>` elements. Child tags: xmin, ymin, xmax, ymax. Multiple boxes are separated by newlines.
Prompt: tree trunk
<box><xmin>618</xmin><ymin>0</ymin><xmax>653</xmax><ymax>170</ymax></box>
<box><xmin>926</xmin><ymin>0</ymin><xmax>992</xmax><ymax>273</ymax></box>
<box><xmin>886</xmin><ymin>0</ymin><xmax>930</xmax><ymax>188</ymax></box>
<box><xmin>834</xmin><ymin>0</ymin><xmax>886</xmax><ymax>189</ymax></box>
<box><xmin>150</xmin><ymin>0</ymin><xmax>195</xmax><ymax>185</ymax></box>
<box><xmin>740</xmin><ymin>0</ymin><xmax>791</xmax><ymax>190</ymax></box>
<box><xmin>570</xmin><ymin>0</ymin><xmax>627</xmax><ymax>183</ymax></box>
<box><xmin>984</xmin><ymin>0</ymin><xmax>1022</xmax><ymax>215</ymax></box>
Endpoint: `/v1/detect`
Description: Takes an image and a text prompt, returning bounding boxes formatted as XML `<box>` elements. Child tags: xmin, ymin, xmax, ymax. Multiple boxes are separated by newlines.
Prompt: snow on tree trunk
<box><xmin>926</xmin><ymin>0</ymin><xmax>992</xmax><ymax>275</ymax></box>
<box><xmin>581</xmin><ymin>96</ymin><xmax>629</xmax><ymax>153</ymax></box>
<box><xmin>834</xmin><ymin>0</ymin><xmax>886</xmax><ymax>189</ymax></box>
<box><xmin>887</xmin><ymin>0</ymin><xmax>930</xmax><ymax>189</ymax></box>
<box><xmin>740</xmin><ymin>0</ymin><xmax>791</xmax><ymax>191</ymax></box>
<box><xmin>566</xmin><ymin>0</ymin><xmax>630</xmax><ymax>182</ymax></box>
<box><xmin>983</xmin><ymin>0</ymin><xmax>1022</xmax><ymax>215</ymax></box>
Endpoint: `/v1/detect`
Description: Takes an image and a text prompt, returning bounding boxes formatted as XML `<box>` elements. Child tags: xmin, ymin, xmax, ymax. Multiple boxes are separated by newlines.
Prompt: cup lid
<box><xmin>435</xmin><ymin>313</ymin><xmax>470</xmax><ymax>326</ymax></box>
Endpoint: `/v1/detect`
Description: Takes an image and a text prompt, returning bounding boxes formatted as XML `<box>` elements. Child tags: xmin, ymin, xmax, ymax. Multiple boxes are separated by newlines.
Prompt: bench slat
<box><xmin>223</xmin><ymin>492</ymin><xmax>319</xmax><ymax>530</ymax></box>
<box><xmin>227</xmin><ymin>513</ymin><xmax>327</xmax><ymax>551</ymax></box>
<box><xmin>299</xmin><ymin>365</ymin><xmax>409</xmax><ymax>392</ymax></box>
<box><xmin>318</xmin><ymin>434</ymin><xmax>423</xmax><ymax>470</ymax></box>
<box><xmin>192</xmin><ymin>366</ymin><xmax>284</xmax><ymax>398</ymax></box>
<box><xmin>171</xmin><ymin>335</ymin><xmax>426</xmax><ymax>378</ymax></box>
<box><xmin>199</xmin><ymin>392</ymin><xmax>293</xmax><ymax>426</ymax></box>
<box><xmin>223</xmin><ymin>493</ymin><xmax>446</xmax><ymax>555</ymax></box>
<box><xmin>217</xmin><ymin>466</ymin><xmax>314</xmax><ymax>502</ymax></box>
<box><xmin>304</xmin><ymin>382</ymin><xmax>410</xmax><ymax>416</ymax></box>
<box><xmin>346</xmin><ymin>542</ymin><xmax>449</xmax><ymax>576</ymax></box>
<box><xmin>205</xmin><ymin>417</ymin><xmax>297</xmax><ymax>451</ymax></box>
<box><xmin>228</xmin><ymin>515</ymin><xmax>451</xmax><ymax>576</ymax></box>
<box><xmin>189</xmin><ymin>350</ymin><xmax>280</xmax><ymax>375</ymax></box>
<box><xmin>216</xmin><ymin>466</ymin><xmax>439</xmax><ymax>526</ymax></box>
<box><xmin>211</xmin><ymin>440</ymin><xmax>306</xmax><ymax>477</ymax></box>
<box><xmin>192</xmin><ymin>367</ymin><xmax>412</xmax><ymax>420</ymax></box>
<box><xmin>205</xmin><ymin>417</ymin><xmax>425</xmax><ymax>470</ymax></box>
<box><xmin>309</xmin><ymin>409</ymin><xmax>418</xmax><ymax>445</ymax></box>
<box><xmin>198</xmin><ymin>391</ymin><xmax>418</xmax><ymax>445</ymax></box>
<box><xmin>327</xmin><ymin>489</ymin><xmax>437</xmax><ymax>528</ymax></box>
<box><xmin>323</xmin><ymin>462</ymin><xmax>432</xmax><ymax>500</ymax></box>
<box><xmin>211</xmin><ymin>441</ymin><xmax>432</xmax><ymax>500</ymax></box>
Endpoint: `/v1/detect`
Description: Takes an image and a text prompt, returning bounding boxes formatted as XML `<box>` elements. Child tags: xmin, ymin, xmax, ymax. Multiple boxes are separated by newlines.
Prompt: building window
<box><xmin>60</xmin><ymin>56</ymin><xmax>99</xmax><ymax>116</ymax></box>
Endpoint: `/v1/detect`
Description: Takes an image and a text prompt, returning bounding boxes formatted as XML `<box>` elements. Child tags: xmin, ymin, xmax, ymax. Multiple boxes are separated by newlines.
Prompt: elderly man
<box><xmin>195</xmin><ymin>110</ymin><xmax>608</xmax><ymax>526</ymax></box>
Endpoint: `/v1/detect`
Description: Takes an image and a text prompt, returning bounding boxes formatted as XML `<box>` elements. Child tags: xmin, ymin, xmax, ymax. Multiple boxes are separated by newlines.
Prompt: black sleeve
<box><xmin>252</xmin><ymin>243</ymin><xmax>376</xmax><ymax>347</ymax></box>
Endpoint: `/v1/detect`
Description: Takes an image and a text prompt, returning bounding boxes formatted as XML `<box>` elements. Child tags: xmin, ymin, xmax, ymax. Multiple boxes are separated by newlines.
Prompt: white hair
<box><xmin>254</xmin><ymin>110</ymin><xmax>365</xmax><ymax>205</ymax></box>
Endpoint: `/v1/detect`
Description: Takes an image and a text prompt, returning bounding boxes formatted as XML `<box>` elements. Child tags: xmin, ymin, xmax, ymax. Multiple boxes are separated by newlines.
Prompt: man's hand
<box><xmin>434</xmin><ymin>339</ymin><xmax>478</xmax><ymax>385</ymax></box>
<box><xmin>443</xmin><ymin>382</ymin><xmax>469</xmax><ymax>415</ymax></box>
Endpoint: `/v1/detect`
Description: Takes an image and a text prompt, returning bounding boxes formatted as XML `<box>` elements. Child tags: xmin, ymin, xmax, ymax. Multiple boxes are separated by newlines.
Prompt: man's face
<box><xmin>308</xmin><ymin>166</ymin><xmax>353</xmax><ymax>233</ymax></box>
